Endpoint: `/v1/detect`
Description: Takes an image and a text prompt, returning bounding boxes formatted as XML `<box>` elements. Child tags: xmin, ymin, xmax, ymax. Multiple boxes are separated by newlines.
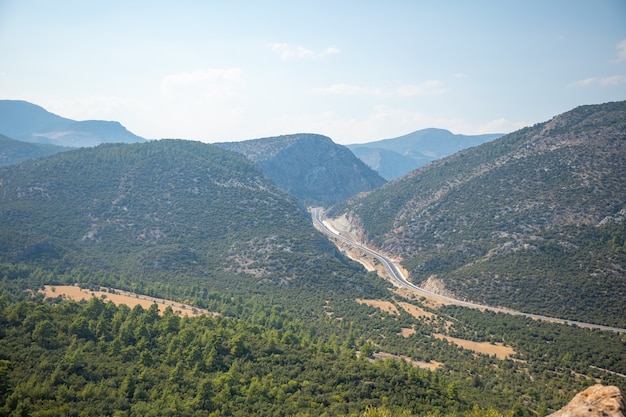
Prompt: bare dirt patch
<box><xmin>356</xmin><ymin>299</ymin><xmax>399</xmax><ymax>315</ymax></box>
<box><xmin>399</xmin><ymin>326</ymin><xmax>416</xmax><ymax>338</ymax></box>
<box><xmin>397</xmin><ymin>301</ymin><xmax>435</xmax><ymax>319</ymax></box>
<box><xmin>41</xmin><ymin>285</ymin><xmax>213</xmax><ymax>317</ymax></box>
<box><xmin>433</xmin><ymin>334</ymin><xmax>516</xmax><ymax>360</ymax></box>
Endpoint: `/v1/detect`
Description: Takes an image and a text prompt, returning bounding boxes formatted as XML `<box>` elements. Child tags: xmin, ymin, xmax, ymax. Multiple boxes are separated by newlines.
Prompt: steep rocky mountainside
<box><xmin>0</xmin><ymin>140</ymin><xmax>373</xmax><ymax>293</ymax></box>
<box><xmin>347</xmin><ymin>128</ymin><xmax>503</xmax><ymax>180</ymax></box>
<box><xmin>0</xmin><ymin>100</ymin><xmax>145</xmax><ymax>147</ymax></box>
<box><xmin>216</xmin><ymin>133</ymin><xmax>386</xmax><ymax>206</ymax></box>
<box><xmin>0</xmin><ymin>134</ymin><xmax>69</xmax><ymax>166</ymax></box>
<box><xmin>330</xmin><ymin>101</ymin><xmax>626</xmax><ymax>327</ymax></box>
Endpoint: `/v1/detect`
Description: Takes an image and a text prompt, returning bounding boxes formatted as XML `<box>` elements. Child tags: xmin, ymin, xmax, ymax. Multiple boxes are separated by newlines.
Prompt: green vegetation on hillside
<box><xmin>2</xmin><ymin>272</ymin><xmax>625</xmax><ymax>416</ymax></box>
<box><xmin>0</xmin><ymin>140</ymin><xmax>370</xmax><ymax>292</ymax></box>
<box><xmin>0</xmin><ymin>288</ymin><xmax>492</xmax><ymax>416</ymax></box>
<box><xmin>331</xmin><ymin>102</ymin><xmax>626</xmax><ymax>327</ymax></box>
<box><xmin>1</xmin><ymin>126</ymin><xmax>624</xmax><ymax>416</ymax></box>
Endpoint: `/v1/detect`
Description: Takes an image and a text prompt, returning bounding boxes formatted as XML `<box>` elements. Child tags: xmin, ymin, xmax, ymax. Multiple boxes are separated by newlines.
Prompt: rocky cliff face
<box><xmin>548</xmin><ymin>385</ymin><xmax>625</xmax><ymax>417</ymax></box>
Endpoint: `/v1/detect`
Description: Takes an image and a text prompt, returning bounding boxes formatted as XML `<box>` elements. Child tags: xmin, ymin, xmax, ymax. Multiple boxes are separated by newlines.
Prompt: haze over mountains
<box><xmin>0</xmin><ymin>133</ymin><xmax>68</xmax><ymax>166</ymax></box>
<box><xmin>0</xmin><ymin>100</ymin><xmax>145</xmax><ymax>147</ymax></box>
<box><xmin>0</xmin><ymin>101</ymin><xmax>503</xmax><ymax>183</ymax></box>
<box><xmin>347</xmin><ymin>129</ymin><xmax>504</xmax><ymax>180</ymax></box>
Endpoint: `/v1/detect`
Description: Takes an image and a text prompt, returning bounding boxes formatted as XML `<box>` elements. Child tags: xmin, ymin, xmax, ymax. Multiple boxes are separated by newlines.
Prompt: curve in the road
<box><xmin>311</xmin><ymin>207</ymin><xmax>626</xmax><ymax>334</ymax></box>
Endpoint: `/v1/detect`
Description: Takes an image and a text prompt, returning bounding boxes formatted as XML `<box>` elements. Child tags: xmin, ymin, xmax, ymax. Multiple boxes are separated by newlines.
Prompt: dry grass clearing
<box><xmin>397</xmin><ymin>301</ymin><xmax>435</xmax><ymax>319</ymax></box>
<box><xmin>433</xmin><ymin>334</ymin><xmax>516</xmax><ymax>360</ymax></box>
<box><xmin>41</xmin><ymin>285</ymin><xmax>210</xmax><ymax>317</ymax></box>
<box><xmin>399</xmin><ymin>326</ymin><xmax>416</xmax><ymax>338</ymax></box>
<box><xmin>355</xmin><ymin>299</ymin><xmax>399</xmax><ymax>315</ymax></box>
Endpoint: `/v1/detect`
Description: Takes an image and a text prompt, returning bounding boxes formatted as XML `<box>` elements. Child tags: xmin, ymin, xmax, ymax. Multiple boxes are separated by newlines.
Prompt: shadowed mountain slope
<box><xmin>216</xmin><ymin>133</ymin><xmax>386</xmax><ymax>206</ymax></box>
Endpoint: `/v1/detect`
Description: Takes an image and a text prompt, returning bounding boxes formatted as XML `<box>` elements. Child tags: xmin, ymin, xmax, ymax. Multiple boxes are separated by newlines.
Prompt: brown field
<box><xmin>433</xmin><ymin>334</ymin><xmax>516</xmax><ymax>360</ymax></box>
<box><xmin>41</xmin><ymin>285</ymin><xmax>212</xmax><ymax>317</ymax></box>
<box><xmin>355</xmin><ymin>299</ymin><xmax>399</xmax><ymax>315</ymax></box>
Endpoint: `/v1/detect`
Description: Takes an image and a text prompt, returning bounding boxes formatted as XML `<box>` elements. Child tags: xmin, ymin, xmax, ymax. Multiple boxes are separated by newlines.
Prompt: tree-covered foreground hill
<box><xmin>330</xmin><ymin>101</ymin><xmax>626</xmax><ymax>328</ymax></box>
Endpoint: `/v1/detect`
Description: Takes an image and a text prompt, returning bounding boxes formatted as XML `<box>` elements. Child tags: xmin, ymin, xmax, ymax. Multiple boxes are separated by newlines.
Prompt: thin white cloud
<box><xmin>613</xmin><ymin>39</ymin><xmax>626</xmax><ymax>63</ymax></box>
<box><xmin>394</xmin><ymin>81</ymin><xmax>448</xmax><ymax>96</ymax></box>
<box><xmin>568</xmin><ymin>75</ymin><xmax>626</xmax><ymax>88</ymax></box>
<box><xmin>312</xmin><ymin>81</ymin><xmax>448</xmax><ymax>97</ymax></box>
<box><xmin>161</xmin><ymin>68</ymin><xmax>244</xmax><ymax>100</ymax></box>
<box><xmin>269</xmin><ymin>43</ymin><xmax>340</xmax><ymax>60</ymax></box>
<box><xmin>598</xmin><ymin>75</ymin><xmax>626</xmax><ymax>85</ymax></box>
<box><xmin>568</xmin><ymin>78</ymin><xmax>596</xmax><ymax>87</ymax></box>
<box><xmin>312</xmin><ymin>84</ymin><xmax>382</xmax><ymax>95</ymax></box>
<box><xmin>319</xmin><ymin>46</ymin><xmax>341</xmax><ymax>57</ymax></box>
<box><xmin>475</xmin><ymin>118</ymin><xmax>526</xmax><ymax>134</ymax></box>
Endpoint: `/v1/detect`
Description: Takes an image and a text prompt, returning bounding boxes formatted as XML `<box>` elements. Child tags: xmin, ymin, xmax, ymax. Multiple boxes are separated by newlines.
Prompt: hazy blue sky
<box><xmin>1</xmin><ymin>1</ymin><xmax>625</xmax><ymax>144</ymax></box>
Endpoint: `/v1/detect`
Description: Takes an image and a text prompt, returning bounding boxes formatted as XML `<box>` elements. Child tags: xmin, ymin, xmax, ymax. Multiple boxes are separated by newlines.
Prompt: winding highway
<box><xmin>311</xmin><ymin>207</ymin><xmax>626</xmax><ymax>334</ymax></box>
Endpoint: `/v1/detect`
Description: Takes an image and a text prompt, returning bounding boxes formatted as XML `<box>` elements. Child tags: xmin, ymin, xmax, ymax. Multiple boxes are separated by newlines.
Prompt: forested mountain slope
<box><xmin>0</xmin><ymin>100</ymin><xmax>145</xmax><ymax>147</ymax></box>
<box><xmin>0</xmin><ymin>140</ymin><xmax>375</xmax><ymax>295</ymax></box>
<box><xmin>330</xmin><ymin>101</ymin><xmax>626</xmax><ymax>327</ymax></box>
<box><xmin>1</xmin><ymin>118</ymin><xmax>625</xmax><ymax>417</ymax></box>
<box><xmin>216</xmin><ymin>134</ymin><xmax>386</xmax><ymax>206</ymax></box>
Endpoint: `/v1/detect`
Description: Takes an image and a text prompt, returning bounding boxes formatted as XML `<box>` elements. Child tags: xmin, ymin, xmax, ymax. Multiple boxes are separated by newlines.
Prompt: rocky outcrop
<box><xmin>547</xmin><ymin>385</ymin><xmax>625</xmax><ymax>417</ymax></box>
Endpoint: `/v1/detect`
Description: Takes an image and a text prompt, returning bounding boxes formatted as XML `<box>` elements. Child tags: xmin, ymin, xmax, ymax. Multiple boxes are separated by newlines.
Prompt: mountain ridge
<box><xmin>0</xmin><ymin>100</ymin><xmax>146</xmax><ymax>147</ymax></box>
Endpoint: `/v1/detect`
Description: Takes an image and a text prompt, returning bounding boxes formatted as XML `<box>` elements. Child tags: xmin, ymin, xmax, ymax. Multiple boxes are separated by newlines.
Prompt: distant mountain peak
<box><xmin>0</xmin><ymin>99</ymin><xmax>145</xmax><ymax>147</ymax></box>
<box><xmin>347</xmin><ymin>128</ymin><xmax>504</xmax><ymax>180</ymax></box>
